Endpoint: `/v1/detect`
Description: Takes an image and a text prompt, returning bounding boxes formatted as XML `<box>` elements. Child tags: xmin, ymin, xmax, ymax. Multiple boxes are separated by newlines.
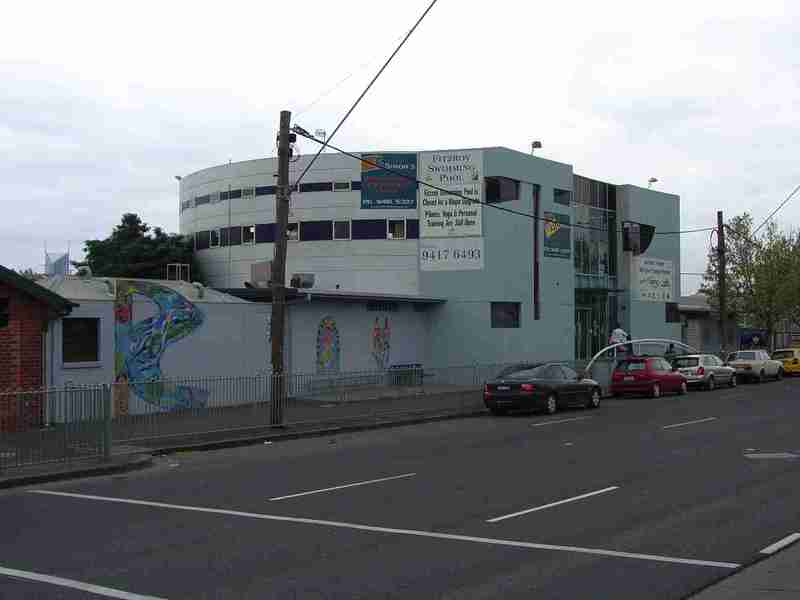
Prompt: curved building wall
<box><xmin>179</xmin><ymin>154</ymin><xmax>420</xmax><ymax>293</ymax></box>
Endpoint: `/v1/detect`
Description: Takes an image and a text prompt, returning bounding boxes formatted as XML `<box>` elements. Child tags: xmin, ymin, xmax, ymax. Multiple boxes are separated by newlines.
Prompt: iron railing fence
<box><xmin>1</xmin><ymin>359</ymin><xmax>610</xmax><ymax>470</ymax></box>
<box><xmin>0</xmin><ymin>385</ymin><xmax>110</xmax><ymax>472</ymax></box>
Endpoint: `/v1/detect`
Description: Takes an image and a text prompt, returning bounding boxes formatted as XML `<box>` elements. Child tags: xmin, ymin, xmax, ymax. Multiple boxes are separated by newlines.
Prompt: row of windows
<box><xmin>193</xmin><ymin>218</ymin><xmax>421</xmax><ymax>250</ymax></box>
<box><xmin>182</xmin><ymin>181</ymin><xmax>363</xmax><ymax>212</ymax></box>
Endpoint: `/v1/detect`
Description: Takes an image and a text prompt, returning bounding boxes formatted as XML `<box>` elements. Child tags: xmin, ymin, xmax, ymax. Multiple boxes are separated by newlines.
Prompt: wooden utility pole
<box><xmin>717</xmin><ymin>210</ymin><xmax>727</xmax><ymax>355</ymax></box>
<box><xmin>270</xmin><ymin>110</ymin><xmax>292</xmax><ymax>425</ymax></box>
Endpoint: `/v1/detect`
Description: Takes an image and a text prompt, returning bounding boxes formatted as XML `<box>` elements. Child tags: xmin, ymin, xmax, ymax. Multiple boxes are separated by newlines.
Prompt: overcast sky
<box><xmin>2</xmin><ymin>0</ymin><xmax>798</xmax><ymax>293</ymax></box>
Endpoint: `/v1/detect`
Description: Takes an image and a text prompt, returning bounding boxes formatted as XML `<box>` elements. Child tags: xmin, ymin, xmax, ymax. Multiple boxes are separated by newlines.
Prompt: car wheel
<box><xmin>545</xmin><ymin>394</ymin><xmax>558</xmax><ymax>415</ymax></box>
<box><xmin>706</xmin><ymin>376</ymin><xmax>715</xmax><ymax>392</ymax></box>
<box><xmin>489</xmin><ymin>406</ymin><xmax>507</xmax><ymax>416</ymax></box>
<box><xmin>586</xmin><ymin>388</ymin><xmax>601</xmax><ymax>409</ymax></box>
<box><xmin>776</xmin><ymin>368</ymin><xmax>784</xmax><ymax>381</ymax></box>
<box><xmin>678</xmin><ymin>381</ymin><xmax>688</xmax><ymax>395</ymax></box>
<box><xmin>730</xmin><ymin>374</ymin><xmax>738</xmax><ymax>388</ymax></box>
<box><xmin>651</xmin><ymin>383</ymin><xmax>661</xmax><ymax>399</ymax></box>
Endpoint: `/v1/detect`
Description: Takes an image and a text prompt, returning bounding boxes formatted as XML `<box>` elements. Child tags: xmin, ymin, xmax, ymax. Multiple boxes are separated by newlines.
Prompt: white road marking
<box><xmin>269</xmin><ymin>473</ymin><xmax>416</xmax><ymax>501</ymax></box>
<box><xmin>486</xmin><ymin>486</ymin><xmax>619</xmax><ymax>523</ymax></box>
<box><xmin>31</xmin><ymin>490</ymin><xmax>740</xmax><ymax>569</ymax></box>
<box><xmin>530</xmin><ymin>417</ymin><xmax>592</xmax><ymax>428</ymax></box>
<box><xmin>0</xmin><ymin>565</ymin><xmax>166</xmax><ymax>600</ymax></box>
<box><xmin>760</xmin><ymin>533</ymin><xmax>800</xmax><ymax>554</ymax></box>
<box><xmin>662</xmin><ymin>417</ymin><xmax>718</xmax><ymax>430</ymax></box>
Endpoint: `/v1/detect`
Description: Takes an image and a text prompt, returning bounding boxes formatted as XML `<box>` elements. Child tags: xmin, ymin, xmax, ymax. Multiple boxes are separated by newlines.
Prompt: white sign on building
<box><xmin>418</xmin><ymin>150</ymin><xmax>483</xmax><ymax>238</ymax></box>
<box><xmin>635</xmin><ymin>257</ymin><xmax>674</xmax><ymax>302</ymax></box>
<box><xmin>420</xmin><ymin>238</ymin><xmax>484</xmax><ymax>271</ymax></box>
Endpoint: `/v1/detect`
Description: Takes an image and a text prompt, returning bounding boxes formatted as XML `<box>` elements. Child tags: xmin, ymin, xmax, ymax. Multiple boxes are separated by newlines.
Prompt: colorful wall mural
<box><xmin>371</xmin><ymin>317</ymin><xmax>391</xmax><ymax>370</ymax></box>
<box><xmin>113</xmin><ymin>281</ymin><xmax>206</xmax><ymax>414</ymax></box>
<box><xmin>316</xmin><ymin>316</ymin><xmax>341</xmax><ymax>374</ymax></box>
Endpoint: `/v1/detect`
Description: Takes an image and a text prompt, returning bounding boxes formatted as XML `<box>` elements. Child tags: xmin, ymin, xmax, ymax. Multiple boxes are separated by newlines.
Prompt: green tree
<box><xmin>79</xmin><ymin>213</ymin><xmax>203</xmax><ymax>282</ymax></box>
<box><xmin>701</xmin><ymin>213</ymin><xmax>798</xmax><ymax>345</ymax></box>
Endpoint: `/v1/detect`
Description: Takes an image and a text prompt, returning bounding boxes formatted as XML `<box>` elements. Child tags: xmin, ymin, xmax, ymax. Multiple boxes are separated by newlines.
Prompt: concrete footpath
<box><xmin>691</xmin><ymin>541</ymin><xmax>800</xmax><ymax>598</ymax></box>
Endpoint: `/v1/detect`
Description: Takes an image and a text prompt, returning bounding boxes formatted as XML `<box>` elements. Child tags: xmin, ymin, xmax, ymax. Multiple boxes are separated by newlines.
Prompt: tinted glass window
<box><xmin>352</xmin><ymin>219</ymin><xmax>387</xmax><ymax>240</ymax></box>
<box><xmin>255</xmin><ymin>185</ymin><xmax>276</xmax><ymax>196</ymax></box>
<box><xmin>300</xmin><ymin>181</ymin><xmax>332</xmax><ymax>193</ymax></box>
<box><xmin>407</xmin><ymin>219</ymin><xmax>420</xmax><ymax>239</ymax></box>
<box><xmin>773</xmin><ymin>350</ymin><xmax>795</xmax><ymax>360</ymax></box>
<box><xmin>333</xmin><ymin>221</ymin><xmax>351</xmax><ymax>240</ymax></box>
<box><xmin>486</xmin><ymin>176</ymin><xmax>520</xmax><ymax>203</ymax></box>
<box><xmin>63</xmin><ymin>318</ymin><xmax>99</xmax><ymax>363</ymax></box>
<box><xmin>300</xmin><ymin>221</ymin><xmax>333</xmax><ymax>241</ymax></box>
<box><xmin>561</xmin><ymin>366</ymin><xmax>578</xmax><ymax>380</ymax></box>
<box><xmin>674</xmin><ymin>357</ymin><xmax>699</xmax><ymax>368</ymax></box>
<box><xmin>255</xmin><ymin>223</ymin><xmax>274</xmax><ymax>243</ymax></box>
<box><xmin>195</xmin><ymin>230</ymin><xmax>210</xmax><ymax>250</ymax></box>
<box><xmin>544</xmin><ymin>365</ymin><xmax>565</xmax><ymax>380</ymax></box>
<box><xmin>228</xmin><ymin>226</ymin><xmax>242</xmax><ymax>246</ymax></box>
<box><xmin>618</xmin><ymin>361</ymin><xmax>646</xmax><ymax>372</ymax></box>
<box><xmin>491</xmin><ymin>302</ymin><xmax>520</xmax><ymax>328</ymax></box>
<box><xmin>735</xmin><ymin>352</ymin><xmax>756</xmax><ymax>360</ymax></box>
<box><xmin>504</xmin><ymin>365</ymin><xmax>549</xmax><ymax>379</ymax></box>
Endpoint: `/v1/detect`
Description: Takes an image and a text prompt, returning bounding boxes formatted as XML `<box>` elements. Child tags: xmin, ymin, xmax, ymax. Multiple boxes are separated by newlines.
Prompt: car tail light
<box><xmin>520</xmin><ymin>383</ymin><xmax>535</xmax><ymax>393</ymax></box>
<box><xmin>696</xmin><ymin>366</ymin><xmax>705</xmax><ymax>376</ymax></box>
<box><xmin>484</xmin><ymin>384</ymin><xmax>490</xmax><ymax>398</ymax></box>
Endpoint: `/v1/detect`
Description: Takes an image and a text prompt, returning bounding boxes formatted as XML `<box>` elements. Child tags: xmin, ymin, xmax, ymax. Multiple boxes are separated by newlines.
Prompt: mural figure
<box><xmin>316</xmin><ymin>316</ymin><xmax>341</xmax><ymax>374</ymax></box>
<box><xmin>371</xmin><ymin>317</ymin><xmax>391</xmax><ymax>370</ymax></box>
<box><xmin>114</xmin><ymin>281</ymin><xmax>206</xmax><ymax>412</ymax></box>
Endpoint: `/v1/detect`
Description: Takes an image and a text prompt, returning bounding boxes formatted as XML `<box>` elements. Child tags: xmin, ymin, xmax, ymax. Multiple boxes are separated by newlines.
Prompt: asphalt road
<box><xmin>2</xmin><ymin>377</ymin><xmax>800</xmax><ymax>599</ymax></box>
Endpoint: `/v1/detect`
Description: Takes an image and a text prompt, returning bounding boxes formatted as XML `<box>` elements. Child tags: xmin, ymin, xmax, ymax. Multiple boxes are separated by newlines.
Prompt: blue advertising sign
<box><xmin>360</xmin><ymin>153</ymin><xmax>417</xmax><ymax>209</ymax></box>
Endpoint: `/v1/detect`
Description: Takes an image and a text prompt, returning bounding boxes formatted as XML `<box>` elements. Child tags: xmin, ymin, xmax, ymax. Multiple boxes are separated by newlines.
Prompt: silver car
<box><xmin>672</xmin><ymin>354</ymin><xmax>737</xmax><ymax>390</ymax></box>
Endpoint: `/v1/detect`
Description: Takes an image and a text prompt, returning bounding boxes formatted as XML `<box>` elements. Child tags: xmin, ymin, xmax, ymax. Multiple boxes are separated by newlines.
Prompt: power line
<box><xmin>293</xmin><ymin>127</ymin><xmax>724</xmax><ymax>237</ymax></box>
<box><xmin>292</xmin><ymin>0</ymin><xmax>439</xmax><ymax>189</ymax></box>
<box><xmin>752</xmin><ymin>182</ymin><xmax>800</xmax><ymax>235</ymax></box>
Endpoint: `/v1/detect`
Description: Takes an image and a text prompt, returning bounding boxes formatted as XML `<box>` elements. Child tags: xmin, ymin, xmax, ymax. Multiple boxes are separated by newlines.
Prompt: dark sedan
<box><xmin>483</xmin><ymin>362</ymin><xmax>602</xmax><ymax>416</ymax></box>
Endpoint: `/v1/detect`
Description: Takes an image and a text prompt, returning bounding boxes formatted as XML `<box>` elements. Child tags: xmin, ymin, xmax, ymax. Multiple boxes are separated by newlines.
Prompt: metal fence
<box><xmin>0</xmin><ymin>386</ymin><xmax>110</xmax><ymax>473</ymax></box>
<box><xmin>1</xmin><ymin>360</ymin><xmax>609</xmax><ymax>472</ymax></box>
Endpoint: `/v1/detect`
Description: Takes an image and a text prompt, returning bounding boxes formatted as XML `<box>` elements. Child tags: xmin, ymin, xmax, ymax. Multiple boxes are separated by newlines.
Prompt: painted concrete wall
<box><xmin>180</xmin><ymin>154</ymin><xmax>420</xmax><ymax>292</ymax></box>
<box><xmin>618</xmin><ymin>185</ymin><xmax>682</xmax><ymax>341</ymax></box>
<box><xmin>420</xmin><ymin>148</ymin><xmax>576</xmax><ymax>365</ymax></box>
<box><xmin>287</xmin><ymin>301</ymin><xmax>429</xmax><ymax>374</ymax></box>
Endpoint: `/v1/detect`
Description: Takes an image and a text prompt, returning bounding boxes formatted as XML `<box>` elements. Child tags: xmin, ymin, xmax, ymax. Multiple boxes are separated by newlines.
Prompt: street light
<box><xmin>531</xmin><ymin>141</ymin><xmax>542</xmax><ymax>155</ymax></box>
<box><xmin>648</xmin><ymin>177</ymin><xmax>658</xmax><ymax>188</ymax></box>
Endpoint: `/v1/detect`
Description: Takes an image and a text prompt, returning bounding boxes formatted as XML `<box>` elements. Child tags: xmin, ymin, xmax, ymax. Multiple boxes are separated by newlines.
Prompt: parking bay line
<box><xmin>31</xmin><ymin>490</ymin><xmax>740</xmax><ymax>570</ymax></box>
<box><xmin>530</xmin><ymin>416</ymin><xmax>592</xmax><ymax>428</ymax></box>
<box><xmin>0</xmin><ymin>565</ymin><xmax>166</xmax><ymax>600</ymax></box>
<box><xmin>269</xmin><ymin>472</ymin><xmax>416</xmax><ymax>501</ymax></box>
<box><xmin>760</xmin><ymin>533</ymin><xmax>800</xmax><ymax>555</ymax></box>
<box><xmin>486</xmin><ymin>486</ymin><xmax>620</xmax><ymax>523</ymax></box>
<box><xmin>662</xmin><ymin>417</ymin><xmax>718</xmax><ymax>430</ymax></box>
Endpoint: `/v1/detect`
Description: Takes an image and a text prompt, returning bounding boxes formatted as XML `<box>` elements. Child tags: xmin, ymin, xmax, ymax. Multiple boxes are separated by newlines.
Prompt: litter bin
<box><xmin>389</xmin><ymin>364</ymin><xmax>423</xmax><ymax>386</ymax></box>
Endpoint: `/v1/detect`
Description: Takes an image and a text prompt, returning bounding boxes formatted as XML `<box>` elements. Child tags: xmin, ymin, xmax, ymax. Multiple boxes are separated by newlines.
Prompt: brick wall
<box><xmin>0</xmin><ymin>282</ymin><xmax>48</xmax><ymax>431</ymax></box>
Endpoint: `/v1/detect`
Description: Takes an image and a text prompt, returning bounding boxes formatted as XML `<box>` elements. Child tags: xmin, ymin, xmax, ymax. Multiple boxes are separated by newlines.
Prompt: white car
<box><xmin>726</xmin><ymin>350</ymin><xmax>784</xmax><ymax>383</ymax></box>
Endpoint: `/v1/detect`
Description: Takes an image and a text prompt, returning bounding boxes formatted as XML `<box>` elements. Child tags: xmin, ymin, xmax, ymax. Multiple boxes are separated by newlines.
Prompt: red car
<box><xmin>610</xmin><ymin>356</ymin><xmax>688</xmax><ymax>398</ymax></box>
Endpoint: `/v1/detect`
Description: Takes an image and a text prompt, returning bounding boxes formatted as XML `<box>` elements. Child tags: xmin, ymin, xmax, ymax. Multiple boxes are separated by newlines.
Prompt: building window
<box><xmin>255</xmin><ymin>223</ymin><xmax>275</xmax><ymax>243</ymax></box>
<box><xmin>388</xmin><ymin>219</ymin><xmax>406</xmax><ymax>240</ymax></box>
<box><xmin>286</xmin><ymin>223</ymin><xmax>299</xmax><ymax>241</ymax></box>
<box><xmin>301</xmin><ymin>221</ymin><xmax>334</xmax><ymax>241</ymax></box>
<box><xmin>194</xmin><ymin>194</ymin><xmax>211</xmax><ymax>206</ymax></box>
<box><xmin>485</xmin><ymin>177</ymin><xmax>520</xmax><ymax>203</ymax></box>
<box><xmin>219</xmin><ymin>227</ymin><xmax>229</xmax><ymax>247</ymax></box>
<box><xmin>333</xmin><ymin>221</ymin><xmax>351</xmax><ymax>240</ymax></box>
<box><xmin>63</xmin><ymin>318</ymin><xmax>100</xmax><ymax>363</ymax></box>
<box><xmin>351</xmin><ymin>181</ymin><xmax>362</xmax><ymax>191</ymax></box>
<box><xmin>243</xmin><ymin>225</ymin><xmax>255</xmax><ymax>245</ymax></box>
<box><xmin>491</xmin><ymin>302</ymin><xmax>520</xmax><ymax>328</ymax></box>
<box><xmin>554</xmin><ymin>188</ymin><xmax>572</xmax><ymax>206</ymax></box>
<box><xmin>299</xmin><ymin>181</ymin><xmax>333</xmax><ymax>193</ymax></box>
<box><xmin>367</xmin><ymin>301</ymin><xmax>399</xmax><ymax>312</ymax></box>
<box><xmin>195</xmin><ymin>230</ymin><xmax>211</xmax><ymax>250</ymax></box>
<box><xmin>352</xmin><ymin>219</ymin><xmax>388</xmax><ymax>240</ymax></box>
<box><xmin>242</xmin><ymin>186</ymin><xmax>255</xmax><ymax>198</ymax></box>
<box><xmin>255</xmin><ymin>185</ymin><xmax>276</xmax><ymax>196</ymax></box>
<box><xmin>0</xmin><ymin>298</ymin><xmax>8</xmax><ymax>328</ymax></box>
<box><xmin>209</xmin><ymin>192</ymin><xmax>220</xmax><ymax>204</ymax></box>
<box><xmin>210</xmin><ymin>229</ymin><xmax>220</xmax><ymax>248</ymax></box>
<box><xmin>334</xmin><ymin>181</ymin><xmax>351</xmax><ymax>192</ymax></box>
<box><xmin>665</xmin><ymin>302</ymin><xmax>680</xmax><ymax>323</ymax></box>
<box><xmin>228</xmin><ymin>226</ymin><xmax>242</xmax><ymax>246</ymax></box>
<box><xmin>407</xmin><ymin>219</ymin><xmax>419</xmax><ymax>239</ymax></box>
<box><xmin>228</xmin><ymin>189</ymin><xmax>242</xmax><ymax>200</ymax></box>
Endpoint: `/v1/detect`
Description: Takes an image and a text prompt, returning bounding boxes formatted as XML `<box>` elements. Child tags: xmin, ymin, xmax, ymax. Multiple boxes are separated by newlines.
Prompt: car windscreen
<box><xmin>772</xmin><ymin>351</ymin><xmax>795</xmax><ymax>360</ymax></box>
<box><xmin>732</xmin><ymin>352</ymin><xmax>756</xmax><ymax>360</ymax></box>
<box><xmin>618</xmin><ymin>361</ymin><xmax>646</xmax><ymax>372</ymax></box>
<box><xmin>495</xmin><ymin>364</ymin><xmax>540</xmax><ymax>378</ymax></box>
<box><xmin>673</xmin><ymin>357</ymin><xmax>699</xmax><ymax>368</ymax></box>
<box><xmin>503</xmin><ymin>365</ymin><xmax>549</xmax><ymax>379</ymax></box>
